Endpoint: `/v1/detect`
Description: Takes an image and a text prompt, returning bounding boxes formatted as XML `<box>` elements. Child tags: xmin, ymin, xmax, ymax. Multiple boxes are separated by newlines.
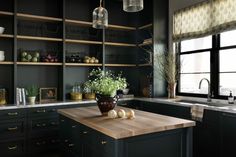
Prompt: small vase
<box><xmin>167</xmin><ymin>83</ymin><xmax>177</xmax><ymax>99</ymax></box>
<box><xmin>96</xmin><ymin>95</ymin><xmax>119</xmax><ymax>116</ymax></box>
<box><xmin>28</xmin><ymin>96</ymin><xmax>36</xmax><ymax>105</ymax></box>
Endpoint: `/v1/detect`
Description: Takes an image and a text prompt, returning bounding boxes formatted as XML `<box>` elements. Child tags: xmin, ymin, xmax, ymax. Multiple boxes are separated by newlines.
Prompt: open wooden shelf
<box><xmin>0</xmin><ymin>61</ymin><xmax>14</xmax><ymax>65</ymax></box>
<box><xmin>0</xmin><ymin>34</ymin><xmax>14</xmax><ymax>38</ymax></box>
<box><xmin>0</xmin><ymin>11</ymin><xmax>14</xmax><ymax>16</ymax></box>
<box><xmin>66</xmin><ymin>63</ymin><xmax>102</xmax><ymax>67</ymax></box>
<box><xmin>138</xmin><ymin>63</ymin><xmax>152</xmax><ymax>67</ymax></box>
<box><xmin>17</xmin><ymin>62</ymin><xmax>63</xmax><ymax>66</ymax></box>
<box><xmin>65</xmin><ymin>39</ymin><xmax>102</xmax><ymax>45</ymax></box>
<box><xmin>17</xmin><ymin>13</ymin><xmax>62</xmax><ymax>22</ymax></box>
<box><xmin>138</xmin><ymin>42</ymin><xmax>152</xmax><ymax>47</ymax></box>
<box><xmin>138</xmin><ymin>23</ymin><xmax>153</xmax><ymax>30</ymax></box>
<box><xmin>65</xmin><ymin>19</ymin><xmax>92</xmax><ymax>27</ymax></box>
<box><xmin>17</xmin><ymin>35</ymin><xmax>63</xmax><ymax>42</ymax></box>
<box><xmin>105</xmin><ymin>64</ymin><xmax>136</xmax><ymax>67</ymax></box>
<box><xmin>105</xmin><ymin>42</ymin><xmax>136</xmax><ymax>47</ymax></box>
<box><xmin>65</xmin><ymin>19</ymin><xmax>136</xmax><ymax>31</ymax></box>
<box><xmin>108</xmin><ymin>24</ymin><xmax>136</xmax><ymax>31</ymax></box>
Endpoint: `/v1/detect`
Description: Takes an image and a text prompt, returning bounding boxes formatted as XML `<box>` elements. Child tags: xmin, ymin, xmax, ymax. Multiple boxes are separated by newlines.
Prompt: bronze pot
<box><xmin>96</xmin><ymin>95</ymin><xmax>119</xmax><ymax>116</ymax></box>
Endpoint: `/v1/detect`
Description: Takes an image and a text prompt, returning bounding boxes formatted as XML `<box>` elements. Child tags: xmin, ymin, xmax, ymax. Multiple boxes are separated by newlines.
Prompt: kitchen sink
<box><xmin>175</xmin><ymin>99</ymin><xmax>232</xmax><ymax>107</ymax></box>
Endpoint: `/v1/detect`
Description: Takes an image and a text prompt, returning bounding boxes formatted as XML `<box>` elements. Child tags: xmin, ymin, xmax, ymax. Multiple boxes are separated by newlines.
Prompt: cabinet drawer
<box><xmin>0</xmin><ymin>109</ymin><xmax>25</xmax><ymax>121</ymax></box>
<box><xmin>0</xmin><ymin>121</ymin><xmax>25</xmax><ymax>139</ymax></box>
<box><xmin>28</xmin><ymin>107</ymin><xmax>58</xmax><ymax>118</ymax></box>
<box><xmin>29</xmin><ymin>137</ymin><xmax>60</xmax><ymax>153</ymax></box>
<box><xmin>0</xmin><ymin>140</ymin><xmax>24</xmax><ymax>157</ymax></box>
<box><xmin>30</xmin><ymin>118</ymin><xmax>59</xmax><ymax>133</ymax></box>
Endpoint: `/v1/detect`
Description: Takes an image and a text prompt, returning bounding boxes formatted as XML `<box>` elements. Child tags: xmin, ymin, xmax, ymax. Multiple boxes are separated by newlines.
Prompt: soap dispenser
<box><xmin>228</xmin><ymin>91</ymin><xmax>234</xmax><ymax>104</ymax></box>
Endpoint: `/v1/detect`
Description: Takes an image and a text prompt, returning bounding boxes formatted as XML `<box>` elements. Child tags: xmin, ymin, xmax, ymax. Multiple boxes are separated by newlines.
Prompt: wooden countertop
<box><xmin>58</xmin><ymin>106</ymin><xmax>195</xmax><ymax>139</ymax></box>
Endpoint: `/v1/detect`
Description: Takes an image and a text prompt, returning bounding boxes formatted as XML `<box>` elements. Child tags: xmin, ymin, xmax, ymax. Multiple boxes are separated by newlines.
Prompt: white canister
<box><xmin>0</xmin><ymin>51</ymin><xmax>5</xmax><ymax>61</ymax></box>
<box><xmin>0</xmin><ymin>27</ymin><xmax>5</xmax><ymax>34</ymax></box>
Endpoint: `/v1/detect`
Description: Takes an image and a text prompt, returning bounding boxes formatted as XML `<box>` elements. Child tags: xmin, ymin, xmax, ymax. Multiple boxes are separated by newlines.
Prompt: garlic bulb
<box><xmin>108</xmin><ymin>110</ymin><xmax>117</xmax><ymax>119</ymax></box>
<box><xmin>117</xmin><ymin>109</ymin><xmax>126</xmax><ymax>118</ymax></box>
<box><xmin>126</xmin><ymin>109</ymin><xmax>135</xmax><ymax>119</ymax></box>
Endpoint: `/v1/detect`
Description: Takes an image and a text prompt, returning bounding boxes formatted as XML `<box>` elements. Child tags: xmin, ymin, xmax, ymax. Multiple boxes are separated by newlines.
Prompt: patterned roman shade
<box><xmin>173</xmin><ymin>0</ymin><xmax>236</xmax><ymax>41</ymax></box>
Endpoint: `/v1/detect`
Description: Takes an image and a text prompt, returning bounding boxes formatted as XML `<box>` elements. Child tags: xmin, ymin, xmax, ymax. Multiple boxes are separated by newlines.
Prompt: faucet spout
<box><xmin>199</xmin><ymin>78</ymin><xmax>211</xmax><ymax>102</ymax></box>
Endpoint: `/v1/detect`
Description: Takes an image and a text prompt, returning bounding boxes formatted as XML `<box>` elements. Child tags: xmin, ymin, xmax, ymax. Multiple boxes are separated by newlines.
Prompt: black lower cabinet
<box><xmin>193</xmin><ymin>110</ymin><xmax>220</xmax><ymax>157</ymax></box>
<box><xmin>220</xmin><ymin>112</ymin><xmax>236</xmax><ymax>157</ymax></box>
<box><xmin>59</xmin><ymin>114</ymin><xmax>192</xmax><ymax>157</ymax></box>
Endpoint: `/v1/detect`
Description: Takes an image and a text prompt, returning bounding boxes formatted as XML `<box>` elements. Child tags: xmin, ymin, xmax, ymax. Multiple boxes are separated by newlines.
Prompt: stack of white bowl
<box><xmin>0</xmin><ymin>51</ymin><xmax>5</xmax><ymax>61</ymax></box>
<box><xmin>0</xmin><ymin>27</ymin><xmax>5</xmax><ymax>61</ymax></box>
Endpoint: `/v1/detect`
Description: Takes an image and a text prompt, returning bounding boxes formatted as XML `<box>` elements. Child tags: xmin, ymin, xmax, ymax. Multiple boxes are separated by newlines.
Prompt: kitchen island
<box><xmin>58</xmin><ymin>106</ymin><xmax>195</xmax><ymax>157</ymax></box>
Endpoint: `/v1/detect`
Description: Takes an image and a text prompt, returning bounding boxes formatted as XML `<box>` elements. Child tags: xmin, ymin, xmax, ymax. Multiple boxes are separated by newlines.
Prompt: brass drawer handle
<box><xmin>8</xmin><ymin>126</ymin><xmax>18</xmax><ymax>131</ymax></box>
<box><xmin>36</xmin><ymin>123</ymin><xmax>46</xmax><ymax>127</ymax></box>
<box><xmin>68</xmin><ymin>143</ymin><xmax>74</xmax><ymax>147</ymax></box>
<box><xmin>8</xmin><ymin>112</ymin><xmax>18</xmax><ymax>116</ymax></box>
<box><xmin>83</xmin><ymin>131</ymin><xmax>88</xmax><ymax>134</ymax></box>
<box><xmin>36</xmin><ymin>109</ymin><xmax>46</xmax><ymax>113</ymax></box>
<box><xmin>101</xmin><ymin>141</ymin><xmax>107</xmax><ymax>145</ymax></box>
<box><xmin>8</xmin><ymin>145</ymin><xmax>17</xmax><ymax>150</ymax></box>
<box><xmin>36</xmin><ymin>141</ymin><xmax>46</xmax><ymax>146</ymax></box>
<box><xmin>51</xmin><ymin>122</ymin><xmax>58</xmax><ymax>126</ymax></box>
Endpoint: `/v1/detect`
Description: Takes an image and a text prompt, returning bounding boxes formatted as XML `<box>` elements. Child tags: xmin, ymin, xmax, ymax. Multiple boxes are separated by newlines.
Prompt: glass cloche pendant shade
<box><xmin>123</xmin><ymin>0</ymin><xmax>144</xmax><ymax>12</ymax></box>
<box><xmin>92</xmin><ymin>0</ymin><xmax>108</xmax><ymax>29</ymax></box>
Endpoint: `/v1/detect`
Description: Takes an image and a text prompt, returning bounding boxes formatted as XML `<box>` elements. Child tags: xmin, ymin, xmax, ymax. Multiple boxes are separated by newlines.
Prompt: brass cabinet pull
<box><xmin>68</xmin><ymin>143</ymin><xmax>74</xmax><ymax>147</ymax></box>
<box><xmin>36</xmin><ymin>109</ymin><xmax>46</xmax><ymax>113</ymax></box>
<box><xmin>8</xmin><ymin>126</ymin><xmax>18</xmax><ymax>131</ymax></box>
<box><xmin>83</xmin><ymin>131</ymin><xmax>88</xmax><ymax>134</ymax></box>
<box><xmin>36</xmin><ymin>141</ymin><xmax>46</xmax><ymax>146</ymax></box>
<box><xmin>71</xmin><ymin>125</ymin><xmax>76</xmax><ymax>128</ymax></box>
<box><xmin>51</xmin><ymin>122</ymin><xmax>58</xmax><ymax>126</ymax></box>
<box><xmin>8</xmin><ymin>145</ymin><xmax>17</xmax><ymax>150</ymax></box>
<box><xmin>36</xmin><ymin>123</ymin><xmax>46</xmax><ymax>127</ymax></box>
<box><xmin>101</xmin><ymin>141</ymin><xmax>107</xmax><ymax>145</ymax></box>
<box><xmin>8</xmin><ymin>112</ymin><xmax>18</xmax><ymax>116</ymax></box>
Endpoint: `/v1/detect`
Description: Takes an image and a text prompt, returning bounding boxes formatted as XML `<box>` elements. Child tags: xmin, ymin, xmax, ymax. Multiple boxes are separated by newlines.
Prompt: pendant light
<box><xmin>92</xmin><ymin>0</ymin><xmax>108</xmax><ymax>29</ymax></box>
<box><xmin>123</xmin><ymin>0</ymin><xmax>144</xmax><ymax>12</ymax></box>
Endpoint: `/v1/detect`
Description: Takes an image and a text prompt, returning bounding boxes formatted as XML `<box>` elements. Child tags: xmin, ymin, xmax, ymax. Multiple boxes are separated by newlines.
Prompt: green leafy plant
<box><xmin>26</xmin><ymin>85</ymin><xmax>39</xmax><ymax>97</ymax></box>
<box><xmin>84</xmin><ymin>69</ymin><xmax>127</xmax><ymax>97</ymax></box>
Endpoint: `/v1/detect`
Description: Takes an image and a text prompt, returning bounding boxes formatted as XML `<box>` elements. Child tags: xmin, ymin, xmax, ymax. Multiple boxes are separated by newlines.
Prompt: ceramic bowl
<box><xmin>122</xmin><ymin>88</ymin><xmax>129</xmax><ymax>95</ymax></box>
<box><xmin>0</xmin><ymin>27</ymin><xmax>5</xmax><ymax>34</ymax></box>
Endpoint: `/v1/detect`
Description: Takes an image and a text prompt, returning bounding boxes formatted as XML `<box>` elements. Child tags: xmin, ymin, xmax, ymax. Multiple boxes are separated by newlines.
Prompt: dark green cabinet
<box><xmin>220</xmin><ymin>112</ymin><xmax>236</xmax><ymax>157</ymax></box>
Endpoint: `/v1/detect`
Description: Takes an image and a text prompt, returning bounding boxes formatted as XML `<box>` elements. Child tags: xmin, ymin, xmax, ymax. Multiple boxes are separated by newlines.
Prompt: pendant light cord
<box><xmin>100</xmin><ymin>0</ymin><xmax>103</xmax><ymax>7</ymax></box>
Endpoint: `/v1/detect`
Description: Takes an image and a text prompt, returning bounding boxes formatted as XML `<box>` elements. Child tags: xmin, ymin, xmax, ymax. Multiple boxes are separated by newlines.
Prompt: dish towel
<box><xmin>191</xmin><ymin>105</ymin><xmax>205</xmax><ymax>122</ymax></box>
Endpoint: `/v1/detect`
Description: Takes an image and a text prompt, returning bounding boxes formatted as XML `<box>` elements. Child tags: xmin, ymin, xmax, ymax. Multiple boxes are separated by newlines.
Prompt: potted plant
<box><xmin>26</xmin><ymin>85</ymin><xmax>39</xmax><ymax>104</ymax></box>
<box><xmin>155</xmin><ymin>52</ymin><xmax>181</xmax><ymax>99</ymax></box>
<box><xmin>85</xmin><ymin>69</ymin><xmax>127</xmax><ymax>115</ymax></box>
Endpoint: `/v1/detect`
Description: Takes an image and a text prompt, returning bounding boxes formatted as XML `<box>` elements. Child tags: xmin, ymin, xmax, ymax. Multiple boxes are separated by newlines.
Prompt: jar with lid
<box><xmin>70</xmin><ymin>83</ymin><xmax>82</xmax><ymax>100</ymax></box>
<box><xmin>0</xmin><ymin>88</ymin><xmax>6</xmax><ymax>105</ymax></box>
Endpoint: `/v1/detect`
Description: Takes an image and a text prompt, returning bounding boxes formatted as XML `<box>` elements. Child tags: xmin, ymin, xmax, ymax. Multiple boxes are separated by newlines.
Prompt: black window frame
<box><xmin>176</xmin><ymin>33</ymin><xmax>235</xmax><ymax>99</ymax></box>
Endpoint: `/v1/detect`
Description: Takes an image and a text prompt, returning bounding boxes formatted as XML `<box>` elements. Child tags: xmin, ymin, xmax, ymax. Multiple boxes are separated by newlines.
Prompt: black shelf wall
<box><xmin>0</xmin><ymin>0</ymin><xmax>156</xmax><ymax>104</ymax></box>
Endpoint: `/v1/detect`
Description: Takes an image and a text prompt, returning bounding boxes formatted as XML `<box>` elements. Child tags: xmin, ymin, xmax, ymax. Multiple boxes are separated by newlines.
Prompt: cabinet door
<box><xmin>193</xmin><ymin>110</ymin><xmax>220</xmax><ymax>157</ymax></box>
<box><xmin>220</xmin><ymin>112</ymin><xmax>236</xmax><ymax>157</ymax></box>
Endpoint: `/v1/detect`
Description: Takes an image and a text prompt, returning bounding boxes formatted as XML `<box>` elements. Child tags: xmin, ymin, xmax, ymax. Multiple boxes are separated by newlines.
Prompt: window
<box><xmin>178</xmin><ymin>29</ymin><xmax>236</xmax><ymax>98</ymax></box>
<box><xmin>179</xmin><ymin>36</ymin><xmax>211</xmax><ymax>94</ymax></box>
<box><xmin>219</xmin><ymin>30</ymin><xmax>236</xmax><ymax>96</ymax></box>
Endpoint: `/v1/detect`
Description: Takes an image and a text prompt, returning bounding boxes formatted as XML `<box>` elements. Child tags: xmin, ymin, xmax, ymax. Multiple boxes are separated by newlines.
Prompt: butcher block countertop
<box><xmin>58</xmin><ymin>106</ymin><xmax>195</xmax><ymax>139</ymax></box>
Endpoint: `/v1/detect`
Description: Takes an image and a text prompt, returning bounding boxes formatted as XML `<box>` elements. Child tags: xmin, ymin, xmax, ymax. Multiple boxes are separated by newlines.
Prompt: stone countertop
<box><xmin>58</xmin><ymin>106</ymin><xmax>195</xmax><ymax>139</ymax></box>
<box><xmin>0</xmin><ymin>98</ymin><xmax>134</xmax><ymax>110</ymax></box>
<box><xmin>1</xmin><ymin>96</ymin><xmax>236</xmax><ymax>114</ymax></box>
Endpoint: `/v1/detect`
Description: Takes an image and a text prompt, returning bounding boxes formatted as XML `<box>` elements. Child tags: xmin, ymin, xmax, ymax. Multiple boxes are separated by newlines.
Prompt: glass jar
<box><xmin>0</xmin><ymin>88</ymin><xmax>6</xmax><ymax>105</ymax></box>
